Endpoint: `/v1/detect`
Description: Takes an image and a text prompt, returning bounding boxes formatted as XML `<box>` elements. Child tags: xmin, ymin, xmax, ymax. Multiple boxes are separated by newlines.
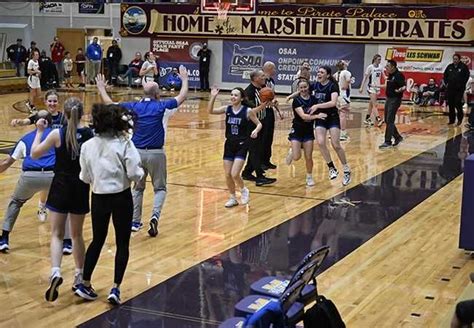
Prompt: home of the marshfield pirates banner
<box><xmin>120</xmin><ymin>4</ymin><xmax>473</xmax><ymax>45</ymax></box>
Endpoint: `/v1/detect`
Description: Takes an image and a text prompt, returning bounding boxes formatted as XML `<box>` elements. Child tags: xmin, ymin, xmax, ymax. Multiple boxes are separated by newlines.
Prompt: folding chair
<box><xmin>250</xmin><ymin>245</ymin><xmax>330</xmax><ymax>304</ymax></box>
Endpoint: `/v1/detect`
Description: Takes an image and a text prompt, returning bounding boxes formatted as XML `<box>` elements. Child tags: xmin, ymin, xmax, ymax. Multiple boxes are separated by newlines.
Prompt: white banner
<box><xmin>39</xmin><ymin>2</ymin><xmax>63</xmax><ymax>14</ymax></box>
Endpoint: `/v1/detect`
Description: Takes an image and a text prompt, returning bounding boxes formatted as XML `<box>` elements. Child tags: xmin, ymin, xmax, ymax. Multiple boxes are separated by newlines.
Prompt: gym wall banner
<box><xmin>78</xmin><ymin>3</ymin><xmax>105</xmax><ymax>15</ymax></box>
<box><xmin>39</xmin><ymin>2</ymin><xmax>63</xmax><ymax>14</ymax></box>
<box><xmin>379</xmin><ymin>45</ymin><xmax>474</xmax><ymax>98</ymax></box>
<box><xmin>151</xmin><ymin>38</ymin><xmax>203</xmax><ymax>89</ymax></box>
<box><xmin>120</xmin><ymin>4</ymin><xmax>473</xmax><ymax>46</ymax></box>
<box><xmin>222</xmin><ymin>40</ymin><xmax>365</xmax><ymax>88</ymax></box>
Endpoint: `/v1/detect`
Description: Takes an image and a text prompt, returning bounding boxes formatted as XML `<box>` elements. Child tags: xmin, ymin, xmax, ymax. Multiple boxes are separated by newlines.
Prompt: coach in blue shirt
<box><xmin>86</xmin><ymin>37</ymin><xmax>102</xmax><ymax>84</ymax></box>
<box><xmin>95</xmin><ymin>67</ymin><xmax>188</xmax><ymax>237</ymax></box>
<box><xmin>0</xmin><ymin>110</ymin><xmax>55</xmax><ymax>252</ymax></box>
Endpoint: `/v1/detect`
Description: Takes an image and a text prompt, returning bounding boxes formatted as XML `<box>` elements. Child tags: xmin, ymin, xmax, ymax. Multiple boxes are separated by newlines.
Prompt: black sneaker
<box><xmin>393</xmin><ymin>137</ymin><xmax>403</xmax><ymax>146</ymax></box>
<box><xmin>45</xmin><ymin>275</ymin><xmax>63</xmax><ymax>302</ymax></box>
<box><xmin>255</xmin><ymin>177</ymin><xmax>277</xmax><ymax>186</ymax></box>
<box><xmin>242</xmin><ymin>173</ymin><xmax>257</xmax><ymax>181</ymax></box>
<box><xmin>263</xmin><ymin>163</ymin><xmax>277</xmax><ymax>169</ymax></box>
<box><xmin>379</xmin><ymin>142</ymin><xmax>392</xmax><ymax>149</ymax></box>
<box><xmin>148</xmin><ymin>216</ymin><xmax>159</xmax><ymax>237</ymax></box>
<box><xmin>0</xmin><ymin>237</ymin><xmax>9</xmax><ymax>253</ymax></box>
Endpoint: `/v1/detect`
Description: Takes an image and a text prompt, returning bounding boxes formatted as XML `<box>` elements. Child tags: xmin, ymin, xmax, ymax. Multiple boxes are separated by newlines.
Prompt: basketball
<box><xmin>260</xmin><ymin>87</ymin><xmax>275</xmax><ymax>102</ymax></box>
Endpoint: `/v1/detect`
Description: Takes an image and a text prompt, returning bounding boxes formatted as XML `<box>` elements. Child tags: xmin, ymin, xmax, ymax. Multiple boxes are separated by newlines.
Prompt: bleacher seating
<box><xmin>0</xmin><ymin>62</ymin><xmax>27</xmax><ymax>93</ymax></box>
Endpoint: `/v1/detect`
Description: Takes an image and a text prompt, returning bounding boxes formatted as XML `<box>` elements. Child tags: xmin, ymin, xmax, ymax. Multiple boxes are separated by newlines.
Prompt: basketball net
<box><xmin>214</xmin><ymin>1</ymin><xmax>231</xmax><ymax>20</ymax></box>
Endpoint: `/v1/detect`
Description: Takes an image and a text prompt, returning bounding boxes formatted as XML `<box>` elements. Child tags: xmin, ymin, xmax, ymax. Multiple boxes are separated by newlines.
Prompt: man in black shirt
<box><xmin>197</xmin><ymin>43</ymin><xmax>211</xmax><ymax>91</ymax></box>
<box><xmin>443</xmin><ymin>54</ymin><xmax>470</xmax><ymax>125</ymax></box>
<box><xmin>242</xmin><ymin>69</ymin><xmax>276</xmax><ymax>186</ymax></box>
<box><xmin>262</xmin><ymin>61</ymin><xmax>278</xmax><ymax>170</ymax></box>
<box><xmin>379</xmin><ymin>60</ymin><xmax>405</xmax><ymax>149</ymax></box>
<box><xmin>106</xmin><ymin>40</ymin><xmax>122</xmax><ymax>86</ymax></box>
<box><xmin>6</xmin><ymin>39</ymin><xmax>27</xmax><ymax>77</ymax></box>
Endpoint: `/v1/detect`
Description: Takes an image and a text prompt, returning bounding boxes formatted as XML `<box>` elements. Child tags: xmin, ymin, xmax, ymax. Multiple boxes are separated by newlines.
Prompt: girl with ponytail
<box><xmin>31</xmin><ymin>97</ymin><xmax>94</xmax><ymax>302</ymax></box>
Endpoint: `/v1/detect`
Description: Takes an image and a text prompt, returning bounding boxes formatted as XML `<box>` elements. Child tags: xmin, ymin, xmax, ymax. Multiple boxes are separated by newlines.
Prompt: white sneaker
<box><xmin>72</xmin><ymin>272</ymin><xmax>83</xmax><ymax>292</ymax></box>
<box><xmin>339</xmin><ymin>131</ymin><xmax>348</xmax><ymax>141</ymax></box>
<box><xmin>285</xmin><ymin>148</ymin><xmax>293</xmax><ymax>165</ymax></box>
<box><xmin>342</xmin><ymin>171</ymin><xmax>351</xmax><ymax>186</ymax></box>
<box><xmin>329</xmin><ymin>167</ymin><xmax>339</xmax><ymax>180</ymax></box>
<box><xmin>224</xmin><ymin>197</ymin><xmax>239</xmax><ymax>208</ymax></box>
<box><xmin>306</xmin><ymin>176</ymin><xmax>315</xmax><ymax>186</ymax></box>
<box><xmin>363</xmin><ymin>117</ymin><xmax>373</xmax><ymax>126</ymax></box>
<box><xmin>134</xmin><ymin>78</ymin><xmax>142</xmax><ymax>84</ymax></box>
<box><xmin>37</xmin><ymin>206</ymin><xmax>47</xmax><ymax>222</ymax></box>
<box><xmin>241</xmin><ymin>187</ymin><xmax>250</xmax><ymax>205</ymax></box>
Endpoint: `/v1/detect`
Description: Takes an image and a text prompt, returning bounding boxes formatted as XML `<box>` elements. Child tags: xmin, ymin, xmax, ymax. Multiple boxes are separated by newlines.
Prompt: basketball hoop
<box><xmin>214</xmin><ymin>1</ymin><xmax>231</xmax><ymax>20</ymax></box>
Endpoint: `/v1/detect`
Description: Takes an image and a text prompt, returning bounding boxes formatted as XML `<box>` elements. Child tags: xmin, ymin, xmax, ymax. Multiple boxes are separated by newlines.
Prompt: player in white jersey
<box><xmin>334</xmin><ymin>60</ymin><xmax>351</xmax><ymax>141</ymax></box>
<box><xmin>26</xmin><ymin>50</ymin><xmax>41</xmax><ymax>111</ymax></box>
<box><xmin>359</xmin><ymin>54</ymin><xmax>384</xmax><ymax>127</ymax></box>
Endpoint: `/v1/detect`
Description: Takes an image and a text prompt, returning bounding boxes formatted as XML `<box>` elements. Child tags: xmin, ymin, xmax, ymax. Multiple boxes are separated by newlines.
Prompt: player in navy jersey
<box><xmin>208</xmin><ymin>86</ymin><xmax>266</xmax><ymax>208</ymax></box>
<box><xmin>11</xmin><ymin>90</ymin><xmax>64</xmax><ymax>129</ymax></box>
<box><xmin>285</xmin><ymin>79</ymin><xmax>327</xmax><ymax>187</ymax></box>
<box><xmin>309</xmin><ymin>66</ymin><xmax>351</xmax><ymax>187</ymax></box>
<box><xmin>10</xmin><ymin>89</ymin><xmax>73</xmax><ymax>254</ymax></box>
<box><xmin>31</xmin><ymin>97</ymin><xmax>94</xmax><ymax>302</ymax></box>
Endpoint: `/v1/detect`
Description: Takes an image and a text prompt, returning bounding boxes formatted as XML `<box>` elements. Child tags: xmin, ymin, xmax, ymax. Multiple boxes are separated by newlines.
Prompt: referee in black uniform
<box><xmin>262</xmin><ymin>61</ymin><xmax>278</xmax><ymax>170</ymax></box>
<box><xmin>379</xmin><ymin>60</ymin><xmax>405</xmax><ymax>149</ymax></box>
<box><xmin>242</xmin><ymin>69</ymin><xmax>276</xmax><ymax>186</ymax></box>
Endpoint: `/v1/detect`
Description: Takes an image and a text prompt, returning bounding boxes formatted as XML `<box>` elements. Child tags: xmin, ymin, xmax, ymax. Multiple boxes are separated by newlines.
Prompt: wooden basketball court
<box><xmin>0</xmin><ymin>88</ymin><xmax>472</xmax><ymax>327</ymax></box>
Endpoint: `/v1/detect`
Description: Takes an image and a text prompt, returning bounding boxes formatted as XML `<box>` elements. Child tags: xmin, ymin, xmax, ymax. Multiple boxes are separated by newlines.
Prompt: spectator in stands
<box><xmin>106</xmin><ymin>39</ymin><xmax>122</xmax><ymax>86</ymax></box>
<box><xmin>75</xmin><ymin>48</ymin><xmax>86</xmax><ymax>89</ymax></box>
<box><xmin>417</xmin><ymin>78</ymin><xmax>439</xmax><ymax>106</ymax></box>
<box><xmin>27</xmin><ymin>41</ymin><xmax>39</xmax><ymax>60</ymax></box>
<box><xmin>6</xmin><ymin>38</ymin><xmax>27</xmax><ymax>77</ymax></box>
<box><xmin>50</xmin><ymin>36</ymin><xmax>65</xmax><ymax>84</ymax></box>
<box><xmin>39</xmin><ymin>50</ymin><xmax>58</xmax><ymax>90</ymax></box>
<box><xmin>165</xmin><ymin>67</ymin><xmax>182</xmax><ymax>91</ymax></box>
<box><xmin>118</xmin><ymin>52</ymin><xmax>143</xmax><ymax>88</ymax></box>
<box><xmin>86</xmin><ymin>37</ymin><xmax>102</xmax><ymax>84</ymax></box>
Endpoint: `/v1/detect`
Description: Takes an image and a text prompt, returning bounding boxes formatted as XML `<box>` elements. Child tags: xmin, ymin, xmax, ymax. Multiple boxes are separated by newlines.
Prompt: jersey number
<box><xmin>231</xmin><ymin>125</ymin><xmax>239</xmax><ymax>135</ymax></box>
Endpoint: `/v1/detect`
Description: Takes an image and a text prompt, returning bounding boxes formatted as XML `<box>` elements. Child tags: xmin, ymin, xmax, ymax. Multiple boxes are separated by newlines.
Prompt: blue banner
<box><xmin>222</xmin><ymin>41</ymin><xmax>365</xmax><ymax>88</ymax></box>
<box><xmin>79</xmin><ymin>2</ymin><xmax>105</xmax><ymax>14</ymax></box>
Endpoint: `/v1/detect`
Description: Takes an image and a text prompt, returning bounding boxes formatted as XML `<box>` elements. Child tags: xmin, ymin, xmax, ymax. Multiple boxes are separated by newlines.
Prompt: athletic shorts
<box><xmin>27</xmin><ymin>75</ymin><xmax>40</xmax><ymax>89</ymax></box>
<box><xmin>314</xmin><ymin>112</ymin><xmax>341</xmax><ymax>130</ymax></box>
<box><xmin>141</xmin><ymin>76</ymin><xmax>153</xmax><ymax>85</ymax></box>
<box><xmin>223</xmin><ymin>139</ymin><xmax>248</xmax><ymax>161</ymax></box>
<box><xmin>64</xmin><ymin>71</ymin><xmax>71</xmax><ymax>79</ymax></box>
<box><xmin>46</xmin><ymin>173</ymin><xmax>90</xmax><ymax>214</ymax></box>
<box><xmin>368</xmin><ymin>86</ymin><xmax>380</xmax><ymax>95</ymax></box>
<box><xmin>337</xmin><ymin>94</ymin><xmax>350</xmax><ymax>109</ymax></box>
<box><xmin>289</xmin><ymin>124</ymin><xmax>314</xmax><ymax>142</ymax></box>
<box><xmin>77</xmin><ymin>64</ymin><xmax>85</xmax><ymax>75</ymax></box>
<box><xmin>456</xmin><ymin>300</ymin><xmax>474</xmax><ymax>325</ymax></box>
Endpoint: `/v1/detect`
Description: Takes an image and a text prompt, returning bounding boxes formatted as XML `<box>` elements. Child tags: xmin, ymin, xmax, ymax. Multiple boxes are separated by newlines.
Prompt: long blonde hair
<box><xmin>63</xmin><ymin>97</ymin><xmax>83</xmax><ymax>159</ymax></box>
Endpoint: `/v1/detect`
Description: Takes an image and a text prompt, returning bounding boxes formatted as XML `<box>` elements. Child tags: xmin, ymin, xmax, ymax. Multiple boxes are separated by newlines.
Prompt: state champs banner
<box><xmin>120</xmin><ymin>4</ymin><xmax>473</xmax><ymax>45</ymax></box>
<box><xmin>222</xmin><ymin>40</ymin><xmax>365</xmax><ymax>87</ymax></box>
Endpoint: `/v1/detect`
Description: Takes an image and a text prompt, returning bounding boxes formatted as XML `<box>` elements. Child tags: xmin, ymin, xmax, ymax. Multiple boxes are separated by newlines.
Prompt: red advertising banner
<box><xmin>379</xmin><ymin>45</ymin><xmax>473</xmax><ymax>99</ymax></box>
